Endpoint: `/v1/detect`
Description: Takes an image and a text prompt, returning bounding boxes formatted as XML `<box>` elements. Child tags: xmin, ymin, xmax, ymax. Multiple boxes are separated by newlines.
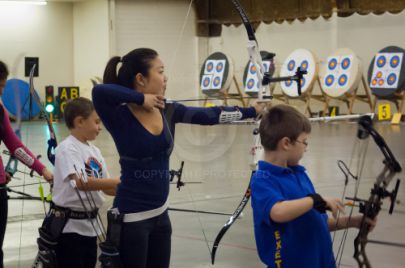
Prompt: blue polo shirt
<box><xmin>251</xmin><ymin>161</ymin><xmax>336</xmax><ymax>268</ymax></box>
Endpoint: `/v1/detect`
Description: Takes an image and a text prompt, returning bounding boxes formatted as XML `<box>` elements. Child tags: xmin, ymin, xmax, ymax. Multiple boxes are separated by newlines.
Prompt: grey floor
<box><xmin>2</xmin><ymin>119</ymin><xmax>405</xmax><ymax>268</ymax></box>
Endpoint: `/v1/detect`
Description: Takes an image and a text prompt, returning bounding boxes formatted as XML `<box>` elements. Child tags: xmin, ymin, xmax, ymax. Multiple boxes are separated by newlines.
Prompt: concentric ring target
<box><xmin>285</xmin><ymin>80</ymin><xmax>292</xmax><ymax>87</ymax></box>
<box><xmin>200</xmin><ymin>52</ymin><xmax>234</xmax><ymax>95</ymax></box>
<box><xmin>213</xmin><ymin>76</ymin><xmax>221</xmax><ymax>87</ymax></box>
<box><xmin>300</xmin><ymin>60</ymin><xmax>309</xmax><ymax>71</ymax></box>
<box><xmin>325</xmin><ymin>74</ymin><xmax>334</xmax><ymax>87</ymax></box>
<box><xmin>280</xmin><ymin>49</ymin><xmax>318</xmax><ymax>97</ymax></box>
<box><xmin>243</xmin><ymin>50</ymin><xmax>276</xmax><ymax>96</ymax></box>
<box><xmin>387</xmin><ymin>73</ymin><xmax>397</xmax><ymax>86</ymax></box>
<box><xmin>368</xmin><ymin>46</ymin><xmax>405</xmax><ymax>98</ymax></box>
<box><xmin>338</xmin><ymin>74</ymin><xmax>348</xmax><ymax>86</ymax></box>
<box><xmin>203</xmin><ymin>77</ymin><xmax>211</xmax><ymax>87</ymax></box>
<box><xmin>390</xmin><ymin>55</ymin><xmax>400</xmax><ymax>68</ymax></box>
<box><xmin>376</xmin><ymin>55</ymin><xmax>386</xmax><ymax>68</ymax></box>
<box><xmin>247</xmin><ymin>78</ymin><xmax>255</xmax><ymax>90</ymax></box>
<box><xmin>207</xmin><ymin>62</ymin><xmax>214</xmax><ymax>72</ymax></box>
<box><xmin>328</xmin><ymin>58</ymin><xmax>338</xmax><ymax>70</ymax></box>
<box><xmin>250</xmin><ymin>64</ymin><xmax>257</xmax><ymax>75</ymax></box>
<box><xmin>341</xmin><ymin>58</ymin><xmax>351</xmax><ymax>70</ymax></box>
<box><xmin>216</xmin><ymin>62</ymin><xmax>224</xmax><ymax>72</ymax></box>
<box><xmin>320</xmin><ymin>48</ymin><xmax>362</xmax><ymax>98</ymax></box>
<box><xmin>287</xmin><ymin>60</ymin><xmax>296</xmax><ymax>71</ymax></box>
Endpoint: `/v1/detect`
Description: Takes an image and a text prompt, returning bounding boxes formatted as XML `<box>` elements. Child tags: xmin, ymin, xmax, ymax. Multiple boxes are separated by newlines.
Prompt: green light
<box><xmin>45</xmin><ymin>104</ymin><xmax>54</xmax><ymax>113</ymax></box>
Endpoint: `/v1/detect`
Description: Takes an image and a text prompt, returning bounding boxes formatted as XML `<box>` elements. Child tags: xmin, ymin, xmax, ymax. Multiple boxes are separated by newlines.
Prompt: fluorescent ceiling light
<box><xmin>0</xmin><ymin>0</ymin><xmax>47</xmax><ymax>5</ymax></box>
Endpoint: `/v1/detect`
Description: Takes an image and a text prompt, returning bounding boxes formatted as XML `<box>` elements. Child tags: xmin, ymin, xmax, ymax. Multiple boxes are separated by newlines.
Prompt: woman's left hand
<box><xmin>251</xmin><ymin>100</ymin><xmax>272</xmax><ymax>115</ymax></box>
<box><xmin>42</xmin><ymin>168</ymin><xmax>54</xmax><ymax>184</ymax></box>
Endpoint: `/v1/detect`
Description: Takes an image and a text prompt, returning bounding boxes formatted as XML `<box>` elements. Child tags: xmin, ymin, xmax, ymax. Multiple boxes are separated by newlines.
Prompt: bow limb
<box><xmin>28</xmin><ymin>64</ymin><xmax>57</xmax><ymax>165</ymax></box>
<box><xmin>210</xmin><ymin>124</ymin><xmax>261</xmax><ymax>264</ymax></box>
<box><xmin>211</xmin><ymin>173</ymin><xmax>253</xmax><ymax>264</ymax></box>
<box><xmin>337</xmin><ymin>115</ymin><xmax>402</xmax><ymax>268</ymax></box>
<box><xmin>209</xmin><ymin>2</ymin><xmax>267</xmax><ymax>264</ymax></box>
<box><xmin>230</xmin><ymin>0</ymin><xmax>270</xmax><ymax>102</ymax></box>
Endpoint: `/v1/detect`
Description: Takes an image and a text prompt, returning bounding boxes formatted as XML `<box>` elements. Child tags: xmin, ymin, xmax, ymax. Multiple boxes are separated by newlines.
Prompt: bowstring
<box><xmin>166</xmin><ymin>0</ymin><xmax>213</xmax><ymax>258</ymax></box>
<box><xmin>335</xmin><ymin>136</ymin><xmax>369</xmax><ymax>267</ymax></box>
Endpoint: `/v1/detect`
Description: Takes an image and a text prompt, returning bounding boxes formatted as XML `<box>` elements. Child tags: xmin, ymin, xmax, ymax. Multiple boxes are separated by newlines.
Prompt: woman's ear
<box><xmin>135</xmin><ymin>73</ymin><xmax>145</xmax><ymax>87</ymax></box>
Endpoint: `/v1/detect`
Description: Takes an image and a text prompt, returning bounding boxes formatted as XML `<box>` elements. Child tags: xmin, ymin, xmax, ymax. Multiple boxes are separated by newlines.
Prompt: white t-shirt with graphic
<box><xmin>52</xmin><ymin>135</ymin><xmax>109</xmax><ymax>237</ymax></box>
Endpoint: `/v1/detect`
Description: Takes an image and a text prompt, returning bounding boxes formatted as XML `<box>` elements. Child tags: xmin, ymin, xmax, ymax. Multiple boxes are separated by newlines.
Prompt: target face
<box><xmin>288</xmin><ymin>60</ymin><xmax>296</xmax><ymax>71</ymax></box>
<box><xmin>328</xmin><ymin>58</ymin><xmax>338</xmax><ymax>70</ymax></box>
<box><xmin>320</xmin><ymin>48</ymin><xmax>361</xmax><ymax>98</ymax></box>
<box><xmin>280</xmin><ymin>49</ymin><xmax>318</xmax><ymax>97</ymax></box>
<box><xmin>244</xmin><ymin>61</ymin><xmax>272</xmax><ymax>94</ymax></box>
<box><xmin>341</xmin><ymin>58</ymin><xmax>351</xmax><ymax>70</ymax></box>
<box><xmin>242</xmin><ymin>51</ymin><xmax>276</xmax><ymax>96</ymax></box>
<box><xmin>338</xmin><ymin>74</ymin><xmax>348</xmax><ymax>86</ymax></box>
<box><xmin>325</xmin><ymin>74</ymin><xmax>334</xmax><ymax>87</ymax></box>
<box><xmin>205</xmin><ymin>60</ymin><xmax>215</xmax><ymax>74</ymax></box>
<box><xmin>368</xmin><ymin>46</ymin><xmax>405</xmax><ymax>98</ymax></box>
<box><xmin>200</xmin><ymin>52</ymin><xmax>233</xmax><ymax>95</ymax></box>
<box><xmin>247</xmin><ymin>78</ymin><xmax>255</xmax><ymax>89</ymax></box>
<box><xmin>369</xmin><ymin>52</ymin><xmax>403</xmax><ymax>90</ymax></box>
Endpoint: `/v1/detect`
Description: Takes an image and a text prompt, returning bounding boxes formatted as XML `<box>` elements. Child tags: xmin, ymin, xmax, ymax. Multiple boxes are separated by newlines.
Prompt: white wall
<box><xmin>0</xmin><ymin>2</ymin><xmax>74</xmax><ymax>100</ymax></box>
<box><xmin>73</xmin><ymin>0</ymin><xmax>110</xmax><ymax>98</ymax></box>
<box><xmin>114</xmin><ymin>0</ymin><xmax>198</xmax><ymax>100</ymax></box>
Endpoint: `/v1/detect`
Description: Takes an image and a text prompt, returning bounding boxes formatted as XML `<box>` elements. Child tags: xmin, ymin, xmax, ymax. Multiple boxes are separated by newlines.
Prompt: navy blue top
<box><xmin>92</xmin><ymin>84</ymin><xmax>256</xmax><ymax>213</ymax></box>
<box><xmin>251</xmin><ymin>161</ymin><xmax>335</xmax><ymax>268</ymax></box>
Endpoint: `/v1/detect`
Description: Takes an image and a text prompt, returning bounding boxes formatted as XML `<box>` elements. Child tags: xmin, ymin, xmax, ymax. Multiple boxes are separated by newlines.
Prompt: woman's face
<box><xmin>138</xmin><ymin>57</ymin><xmax>168</xmax><ymax>96</ymax></box>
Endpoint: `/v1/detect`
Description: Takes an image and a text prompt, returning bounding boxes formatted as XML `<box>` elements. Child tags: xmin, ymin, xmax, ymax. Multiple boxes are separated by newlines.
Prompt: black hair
<box><xmin>0</xmin><ymin>61</ymin><xmax>9</xmax><ymax>137</ymax></box>
<box><xmin>103</xmin><ymin>48</ymin><xmax>158</xmax><ymax>89</ymax></box>
<box><xmin>0</xmin><ymin>61</ymin><xmax>8</xmax><ymax>81</ymax></box>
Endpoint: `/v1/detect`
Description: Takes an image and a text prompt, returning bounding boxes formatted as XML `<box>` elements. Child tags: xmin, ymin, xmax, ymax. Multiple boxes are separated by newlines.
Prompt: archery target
<box><xmin>280</xmin><ymin>49</ymin><xmax>318</xmax><ymax>97</ymax></box>
<box><xmin>1</xmin><ymin>79</ymin><xmax>41</xmax><ymax>120</ymax></box>
<box><xmin>367</xmin><ymin>46</ymin><xmax>405</xmax><ymax>98</ymax></box>
<box><xmin>242</xmin><ymin>51</ymin><xmax>276</xmax><ymax>96</ymax></box>
<box><xmin>200</xmin><ymin>52</ymin><xmax>233</xmax><ymax>95</ymax></box>
<box><xmin>320</xmin><ymin>48</ymin><xmax>362</xmax><ymax>98</ymax></box>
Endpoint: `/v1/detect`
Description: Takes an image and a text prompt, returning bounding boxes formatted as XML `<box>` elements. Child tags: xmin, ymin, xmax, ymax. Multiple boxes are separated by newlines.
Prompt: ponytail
<box><xmin>102</xmin><ymin>48</ymin><xmax>158</xmax><ymax>89</ymax></box>
<box><xmin>103</xmin><ymin>56</ymin><xmax>121</xmax><ymax>84</ymax></box>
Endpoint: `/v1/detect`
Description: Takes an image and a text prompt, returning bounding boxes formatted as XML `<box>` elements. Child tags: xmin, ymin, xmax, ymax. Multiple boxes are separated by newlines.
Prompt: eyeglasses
<box><xmin>294</xmin><ymin>139</ymin><xmax>308</xmax><ymax>146</ymax></box>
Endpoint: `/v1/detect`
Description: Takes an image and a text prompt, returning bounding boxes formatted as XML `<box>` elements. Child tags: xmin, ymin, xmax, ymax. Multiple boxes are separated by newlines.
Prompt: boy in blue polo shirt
<box><xmin>251</xmin><ymin>104</ymin><xmax>374</xmax><ymax>268</ymax></box>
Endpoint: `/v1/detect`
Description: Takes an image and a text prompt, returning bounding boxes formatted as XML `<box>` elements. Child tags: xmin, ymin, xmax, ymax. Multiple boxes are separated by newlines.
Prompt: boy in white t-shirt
<box><xmin>52</xmin><ymin>97</ymin><xmax>119</xmax><ymax>268</ymax></box>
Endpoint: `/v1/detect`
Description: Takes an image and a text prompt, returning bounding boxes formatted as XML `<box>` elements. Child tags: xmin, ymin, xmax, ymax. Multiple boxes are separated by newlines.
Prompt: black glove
<box><xmin>307</xmin><ymin>193</ymin><xmax>327</xmax><ymax>213</ymax></box>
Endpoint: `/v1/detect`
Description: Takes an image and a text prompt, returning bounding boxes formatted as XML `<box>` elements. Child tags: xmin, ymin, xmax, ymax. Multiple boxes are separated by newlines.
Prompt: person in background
<box><xmin>0</xmin><ymin>60</ymin><xmax>53</xmax><ymax>268</ymax></box>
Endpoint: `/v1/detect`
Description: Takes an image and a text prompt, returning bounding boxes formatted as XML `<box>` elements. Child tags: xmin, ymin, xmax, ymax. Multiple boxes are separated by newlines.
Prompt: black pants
<box><xmin>120</xmin><ymin>211</ymin><xmax>172</xmax><ymax>268</ymax></box>
<box><xmin>56</xmin><ymin>232</ymin><xmax>97</xmax><ymax>268</ymax></box>
<box><xmin>0</xmin><ymin>186</ymin><xmax>7</xmax><ymax>268</ymax></box>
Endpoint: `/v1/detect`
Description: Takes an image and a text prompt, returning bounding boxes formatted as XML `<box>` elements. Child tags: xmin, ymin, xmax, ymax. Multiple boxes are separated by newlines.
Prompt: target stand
<box><xmin>320</xmin><ymin>48</ymin><xmax>373</xmax><ymax>115</ymax></box>
<box><xmin>368</xmin><ymin>46</ymin><xmax>405</xmax><ymax>117</ymax></box>
<box><xmin>200</xmin><ymin>52</ymin><xmax>246</xmax><ymax>107</ymax></box>
<box><xmin>279</xmin><ymin>49</ymin><xmax>328</xmax><ymax>116</ymax></box>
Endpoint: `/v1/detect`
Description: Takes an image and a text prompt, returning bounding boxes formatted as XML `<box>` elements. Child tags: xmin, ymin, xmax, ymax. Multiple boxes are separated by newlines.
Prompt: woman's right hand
<box><xmin>143</xmin><ymin>94</ymin><xmax>165</xmax><ymax>110</ymax></box>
